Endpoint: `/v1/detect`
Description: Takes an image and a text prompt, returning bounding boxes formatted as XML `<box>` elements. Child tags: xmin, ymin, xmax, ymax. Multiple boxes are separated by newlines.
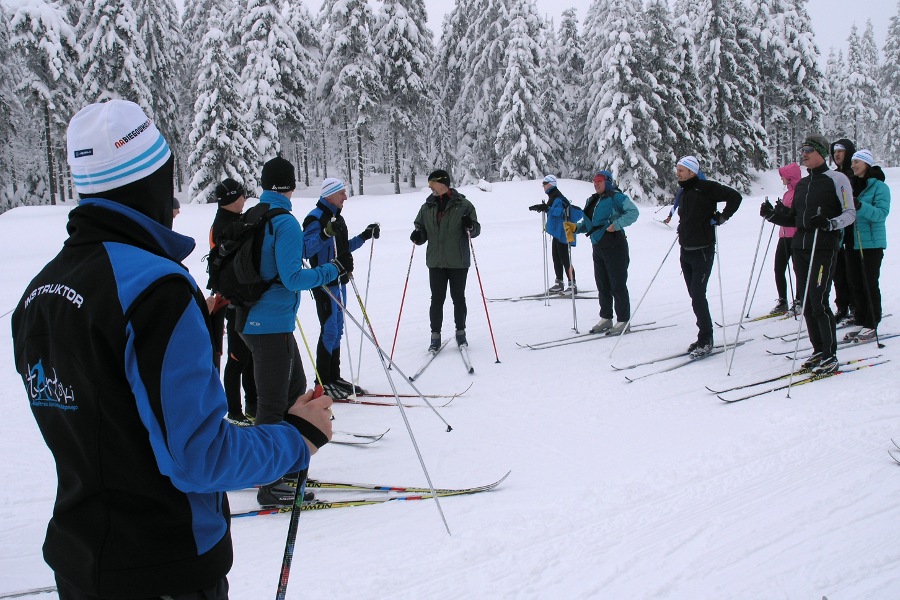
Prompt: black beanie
<box><xmin>215</xmin><ymin>178</ymin><xmax>246</xmax><ymax>205</ymax></box>
<box><xmin>261</xmin><ymin>157</ymin><xmax>296</xmax><ymax>192</ymax></box>
<box><xmin>428</xmin><ymin>169</ymin><xmax>451</xmax><ymax>187</ymax></box>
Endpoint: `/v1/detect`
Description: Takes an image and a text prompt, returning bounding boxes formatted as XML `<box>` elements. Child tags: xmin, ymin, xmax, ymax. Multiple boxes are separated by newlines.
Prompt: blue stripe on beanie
<box><xmin>321</xmin><ymin>177</ymin><xmax>345</xmax><ymax>197</ymax></box>
<box><xmin>852</xmin><ymin>149</ymin><xmax>875</xmax><ymax>166</ymax></box>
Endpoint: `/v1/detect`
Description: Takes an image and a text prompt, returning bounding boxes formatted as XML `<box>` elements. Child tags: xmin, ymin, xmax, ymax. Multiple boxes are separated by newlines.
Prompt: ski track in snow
<box><xmin>2</xmin><ymin>171</ymin><xmax>900</xmax><ymax>598</ymax></box>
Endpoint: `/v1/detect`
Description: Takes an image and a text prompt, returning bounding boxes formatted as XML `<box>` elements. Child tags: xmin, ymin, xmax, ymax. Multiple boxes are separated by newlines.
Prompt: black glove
<box><xmin>854</xmin><ymin>199</ymin><xmax>861</xmax><ymax>210</ymax></box>
<box><xmin>529</xmin><ymin>203</ymin><xmax>548</xmax><ymax>213</ymax></box>
<box><xmin>410</xmin><ymin>228</ymin><xmax>425</xmax><ymax>245</ymax></box>
<box><xmin>711</xmin><ymin>211</ymin><xmax>726</xmax><ymax>226</ymax></box>
<box><xmin>760</xmin><ymin>200</ymin><xmax>775</xmax><ymax>219</ymax></box>
<box><xmin>330</xmin><ymin>218</ymin><xmax>347</xmax><ymax>238</ymax></box>
<box><xmin>359</xmin><ymin>223</ymin><xmax>380</xmax><ymax>240</ymax></box>
<box><xmin>809</xmin><ymin>214</ymin><xmax>832</xmax><ymax>230</ymax></box>
<box><xmin>461</xmin><ymin>213</ymin><xmax>474</xmax><ymax>230</ymax></box>
<box><xmin>331</xmin><ymin>250</ymin><xmax>354</xmax><ymax>276</ymax></box>
<box><xmin>774</xmin><ymin>199</ymin><xmax>788</xmax><ymax>214</ymax></box>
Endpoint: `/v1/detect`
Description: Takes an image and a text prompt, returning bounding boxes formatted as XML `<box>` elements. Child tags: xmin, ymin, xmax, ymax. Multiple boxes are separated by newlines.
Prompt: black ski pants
<box><xmin>240</xmin><ymin>332</ymin><xmax>306</xmax><ymax>426</ymax></box>
<box><xmin>793</xmin><ymin>247</ymin><xmax>838</xmax><ymax>358</ymax></box>
<box><xmin>223</xmin><ymin>307</ymin><xmax>256</xmax><ymax>418</ymax></box>
<box><xmin>833</xmin><ymin>247</ymin><xmax>853</xmax><ymax>315</ymax></box>
<box><xmin>551</xmin><ymin>238</ymin><xmax>574</xmax><ymax>282</ymax></box>
<box><xmin>680</xmin><ymin>245</ymin><xmax>715</xmax><ymax>344</ymax></box>
<box><xmin>593</xmin><ymin>239</ymin><xmax>630</xmax><ymax>322</ymax></box>
<box><xmin>429</xmin><ymin>267</ymin><xmax>468</xmax><ymax>333</ymax></box>
<box><xmin>845</xmin><ymin>248</ymin><xmax>884</xmax><ymax>329</ymax></box>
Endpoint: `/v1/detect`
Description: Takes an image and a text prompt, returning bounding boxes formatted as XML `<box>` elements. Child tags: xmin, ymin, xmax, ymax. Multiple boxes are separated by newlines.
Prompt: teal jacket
<box><xmin>575</xmin><ymin>190</ymin><xmax>639</xmax><ymax>245</ymax></box>
<box><xmin>854</xmin><ymin>176</ymin><xmax>890</xmax><ymax>249</ymax></box>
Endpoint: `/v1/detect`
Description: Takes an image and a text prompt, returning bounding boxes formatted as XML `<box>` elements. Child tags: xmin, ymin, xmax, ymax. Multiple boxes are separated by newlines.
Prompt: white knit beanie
<box><xmin>542</xmin><ymin>174</ymin><xmax>557</xmax><ymax>186</ymax></box>
<box><xmin>851</xmin><ymin>149</ymin><xmax>875</xmax><ymax>166</ymax></box>
<box><xmin>321</xmin><ymin>177</ymin><xmax>346</xmax><ymax>198</ymax></box>
<box><xmin>67</xmin><ymin>100</ymin><xmax>171</xmax><ymax>195</ymax></box>
<box><xmin>677</xmin><ymin>155</ymin><xmax>700</xmax><ymax>174</ymax></box>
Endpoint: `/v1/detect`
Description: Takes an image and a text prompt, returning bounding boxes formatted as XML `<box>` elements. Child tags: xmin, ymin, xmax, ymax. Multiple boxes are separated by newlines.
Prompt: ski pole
<box><xmin>713</xmin><ymin>227</ymin><xmax>729</xmax><ymax>370</ymax></box>
<box><xmin>467</xmin><ymin>230</ymin><xmax>501</xmax><ymax>363</ymax></box>
<box><xmin>727</xmin><ymin>214</ymin><xmax>768</xmax><ymax>374</ymax></box>
<box><xmin>330</xmin><ymin>238</ymin><xmax>358</xmax><ymax>391</ymax></box>
<box><xmin>855</xmin><ymin>224</ymin><xmax>884</xmax><ymax>348</ymax></box>
<box><xmin>389</xmin><ymin>243</ymin><xmax>416</xmax><ymax>364</ymax></box>
<box><xmin>745</xmin><ymin>222</ymin><xmax>777</xmax><ymax>318</ymax></box>
<box><xmin>609</xmin><ymin>235</ymin><xmax>678</xmax><ymax>358</ymax></box>
<box><xmin>787</xmin><ymin>213</ymin><xmax>821</xmax><ymax>396</ymax></box>
<box><xmin>278</xmin><ymin>317</ymin><xmax>326</xmax><ymax>600</ymax></box>
<box><xmin>355</xmin><ymin>235</ymin><xmax>376</xmax><ymax>385</ymax></box>
<box><xmin>320</xmin><ymin>283</ymin><xmax>452</xmax><ymax>535</ymax></box>
<box><xmin>541</xmin><ymin>210</ymin><xmax>549</xmax><ymax>306</ymax></box>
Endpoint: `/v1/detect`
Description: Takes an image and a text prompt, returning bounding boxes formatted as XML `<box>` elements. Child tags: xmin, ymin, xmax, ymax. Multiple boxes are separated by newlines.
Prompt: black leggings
<box><xmin>56</xmin><ymin>575</ymin><xmax>228</xmax><ymax>599</ymax></box>
<box><xmin>551</xmin><ymin>238</ymin><xmax>574</xmax><ymax>282</ymax></box>
<box><xmin>240</xmin><ymin>332</ymin><xmax>306</xmax><ymax>425</ymax></box>
<box><xmin>773</xmin><ymin>237</ymin><xmax>793</xmax><ymax>301</ymax></box>
<box><xmin>793</xmin><ymin>248</ymin><xmax>838</xmax><ymax>357</ymax></box>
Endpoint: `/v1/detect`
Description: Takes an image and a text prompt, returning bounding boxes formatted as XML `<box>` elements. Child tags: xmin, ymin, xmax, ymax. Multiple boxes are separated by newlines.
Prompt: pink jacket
<box><xmin>777</xmin><ymin>163</ymin><xmax>801</xmax><ymax>238</ymax></box>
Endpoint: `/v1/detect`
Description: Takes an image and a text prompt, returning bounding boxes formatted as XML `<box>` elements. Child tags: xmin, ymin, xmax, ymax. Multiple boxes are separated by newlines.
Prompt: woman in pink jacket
<box><xmin>771</xmin><ymin>163</ymin><xmax>801</xmax><ymax>314</ymax></box>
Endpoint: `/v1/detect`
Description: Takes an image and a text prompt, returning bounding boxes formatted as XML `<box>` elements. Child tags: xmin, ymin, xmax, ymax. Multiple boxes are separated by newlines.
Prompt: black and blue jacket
<box><xmin>12</xmin><ymin>199</ymin><xmax>311</xmax><ymax>597</ymax></box>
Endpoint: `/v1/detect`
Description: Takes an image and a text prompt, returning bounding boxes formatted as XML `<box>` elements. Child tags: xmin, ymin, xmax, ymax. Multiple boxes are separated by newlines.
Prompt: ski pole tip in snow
<box><xmin>446</xmin><ymin>425</ymin><xmax>453</xmax><ymax>432</ymax></box>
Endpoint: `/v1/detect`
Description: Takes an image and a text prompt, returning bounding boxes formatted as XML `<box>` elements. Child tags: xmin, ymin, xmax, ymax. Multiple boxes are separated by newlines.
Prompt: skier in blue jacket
<box><xmin>12</xmin><ymin>100</ymin><xmax>334</xmax><ymax>599</ymax></box>
<box><xmin>575</xmin><ymin>170</ymin><xmax>639</xmax><ymax>335</ymax></box>
<box><xmin>302</xmin><ymin>177</ymin><xmax>379</xmax><ymax>399</ymax></box>
<box><xmin>529</xmin><ymin>174</ymin><xmax>579</xmax><ymax>293</ymax></box>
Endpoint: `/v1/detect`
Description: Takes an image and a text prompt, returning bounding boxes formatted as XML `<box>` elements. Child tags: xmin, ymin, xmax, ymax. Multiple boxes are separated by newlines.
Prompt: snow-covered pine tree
<box><xmin>0</xmin><ymin>6</ymin><xmax>24</xmax><ymax>211</ymax></box>
<box><xmin>317</xmin><ymin>0</ymin><xmax>382</xmax><ymax>195</ymax></box>
<box><xmin>494</xmin><ymin>0</ymin><xmax>551</xmax><ymax>180</ymax></box>
<box><xmin>136</xmin><ymin>0</ymin><xmax>185</xmax><ymax>168</ymax></box>
<box><xmin>781</xmin><ymin>0</ymin><xmax>825</xmax><ymax>162</ymax></box>
<box><xmin>880</xmin><ymin>1</ymin><xmax>900</xmax><ymax>166</ymax></box>
<box><xmin>845</xmin><ymin>20</ymin><xmax>880</xmax><ymax>148</ymax></box>
<box><xmin>187</xmin><ymin>5</ymin><xmax>257</xmax><ymax>204</ymax></box>
<box><xmin>581</xmin><ymin>0</ymin><xmax>663</xmax><ymax>202</ymax></box>
<box><xmin>555</xmin><ymin>8</ymin><xmax>587</xmax><ymax>178</ymax></box>
<box><xmin>285</xmin><ymin>0</ymin><xmax>321</xmax><ymax>187</ymax></box>
<box><xmin>179</xmin><ymin>0</ymin><xmax>218</xmax><ymax>102</ymax></box>
<box><xmin>751</xmin><ymin>0</ymin><xmax>790</xmax><ymax>165</ymax></box>
<box><xmin>240</xmin><ymin>0</ymin><xmax>302</xmax><ymax>161</ymax></box>
<box><xmin>694</xmin><ymin>0</ymin><xmax>767</xmax><ymax>190</ymax></box>
<box><xmin>644</xmin><ymin>0</ymin><xmax>704</xmax><ymax>200</ymax></box>
<box><xmin>77</xmin><ymin>0</ymin><xmax>152</xmax><ymax>116</ymax></box>
<box><xmin>10</xmin><ymin>0</ymin><xmax>81</xmax><ymax>205</ymax></box>
<box><xmin>535</xmin><ymin>17</ymin><xmax>567</xmax><ymax>176</ymax></box>
<box><xmin>373</xmin><ymin>0</ymin><xmax>434</xmax><ymax>193</ymax></box>
<box><xmin>456</xmin><ymin>0</ymin><xmax>507</xmax><ymax>182</ymax></box>
<box><xmin>279</xmin><ymin>0</ymin><xmax>318</xmax><ymax>187</ymax></box>
<box><xmin>822</xmin><ymin>48</ymin><xmax>849</xmax><ymax>140</ymax></box>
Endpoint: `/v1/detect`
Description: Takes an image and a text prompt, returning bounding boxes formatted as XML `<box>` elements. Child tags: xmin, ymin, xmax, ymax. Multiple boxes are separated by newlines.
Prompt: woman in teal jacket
<box><xmin>845</xmin><ymin>149</ymin><xmax>890</xmax><ymax>340</ymax></box>
<box><xmin>575</xmin><ymin>170</ymin><xmax>640</xmax><ymax>335</ymax></box>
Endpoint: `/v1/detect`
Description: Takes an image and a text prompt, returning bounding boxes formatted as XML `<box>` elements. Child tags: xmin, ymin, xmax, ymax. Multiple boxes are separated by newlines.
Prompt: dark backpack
<box><xmin>206</xmin><ymin>203</ymin><xmax>291</xmax><ymax>307</ymax></box>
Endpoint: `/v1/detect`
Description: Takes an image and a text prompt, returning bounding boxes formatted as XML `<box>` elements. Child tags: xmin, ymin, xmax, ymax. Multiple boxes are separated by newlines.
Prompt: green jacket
<box><xmin>413</xmin><ymin>189</ymin><xmax>481</xmax><ymax>268</ymax></box>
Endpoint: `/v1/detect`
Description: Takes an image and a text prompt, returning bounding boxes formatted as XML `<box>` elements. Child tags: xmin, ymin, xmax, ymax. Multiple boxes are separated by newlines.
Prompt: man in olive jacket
<box><xmin>410</xmin><ymin>169</ymin><xmax>481</xmax><ymax>351</ymax></box>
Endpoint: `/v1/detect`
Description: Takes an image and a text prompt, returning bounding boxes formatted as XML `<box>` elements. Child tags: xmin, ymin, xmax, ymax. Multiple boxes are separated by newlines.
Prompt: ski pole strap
<box><xmin>285</xmin><ymin>413</ymin><xmax>329</xmax><ymax>449</ymax></box>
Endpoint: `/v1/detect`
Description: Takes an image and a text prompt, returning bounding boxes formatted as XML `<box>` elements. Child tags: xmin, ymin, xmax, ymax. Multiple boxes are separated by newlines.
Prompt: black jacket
<box><xmin>676</xmin><ymin>177</ymin><xmax>742</xmax><ymax>248</ymax></box>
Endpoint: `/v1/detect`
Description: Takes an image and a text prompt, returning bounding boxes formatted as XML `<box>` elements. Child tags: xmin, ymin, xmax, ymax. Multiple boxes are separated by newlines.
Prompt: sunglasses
<box><xmin>799</xmin><ymin>146</ymin><xmax>817</xmax><ymax>155</ymax></box>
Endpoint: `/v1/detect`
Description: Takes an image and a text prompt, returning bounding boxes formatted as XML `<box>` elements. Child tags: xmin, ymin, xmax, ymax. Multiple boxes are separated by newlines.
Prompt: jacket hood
<box><xmin>778</xmin><ymin>162</ymin><xmax>802</xmax><ymax>188</ymax></box>
<box><xmin>831</xmin><ymin>138</ymin><xmax>856</xmax><ymax>176</ymax></box>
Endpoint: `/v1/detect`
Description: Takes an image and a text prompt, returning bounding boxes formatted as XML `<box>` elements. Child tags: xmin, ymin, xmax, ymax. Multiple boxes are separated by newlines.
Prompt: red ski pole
<box><xmin>467</xmin><ymin>230</ymin><xmax>501</xmax><ymax>363</ymax></box>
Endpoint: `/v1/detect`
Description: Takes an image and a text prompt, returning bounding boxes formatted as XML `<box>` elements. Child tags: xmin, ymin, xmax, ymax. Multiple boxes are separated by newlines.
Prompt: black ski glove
<box><xmin>331</xmin><ymin>250</ymin><xmax>354</xmax><ymax>276</ymax></box>
<box><xmin>809</xmin><ymin>214</ymin><xmax>833</xmax><ymax>230</ymax></box>
<box><xmin>529</xmin><ymin>203</ymin><xmax>548</xmax><ymax>213</ymax></box>
<box><xmin>410</xmin><ymin>228</ymin><xmax>425</xmax><ymax>245</ymax></box>
<box><xmin>760</xmin><ymin>200</ymin><xmax>775</xmax><ymax>219</ymax></box>
<box><xmin>359</xmin><ymin>223</ymin><xmax>380</xmax><ymax>240</ymax></box>
<box><xmin>318</xmin><ymin>213</ymin><xmax>333</xmax><ymax>239</ymax></box>
<box><xmin>711</xmin><ymin>211</ymin><xmax>727</xmax><ymax>226</ymax></box>
<box><xmin>854</xmin><ymin>199</ymin><xmax>862</xmax><ymax>210</ymax></box>
<box><xmin>461</xmin><ymin>213</ymin><xmax>474</xmax><ymax>230</ymax></box>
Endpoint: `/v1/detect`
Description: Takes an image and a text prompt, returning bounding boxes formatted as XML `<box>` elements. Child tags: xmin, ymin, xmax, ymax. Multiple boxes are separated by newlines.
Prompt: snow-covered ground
<box><xmin>2</xmin><ymin>169</ymin><xmax>900</xmax><ymax>599</ymax></box>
